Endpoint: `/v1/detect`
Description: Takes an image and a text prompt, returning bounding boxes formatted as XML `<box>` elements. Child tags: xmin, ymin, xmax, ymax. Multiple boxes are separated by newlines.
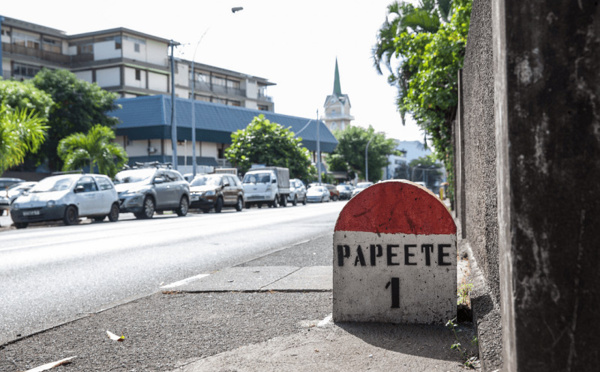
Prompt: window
<box><xmin>96</xmin><ymin>177</ymin><xmax>114</xmax><ymax>190</ymax></box>
<box><xmin>42</xmin><ymin>37</ymin><xmax>61</xmax><ymax>53</ymax></box>
<box><xmin>76</xmin><ymin>176</ymin><xmax>98</xmax><ymax>192</ymax></box>
<box><xmin>12</xmin><ymin>31</ymin><xmax>40</xmax><ymax>49</ymax></box>
<box><xmin>13</xmin><ymin>63</ymin><xmax>41</xmax><ymax>78</ymax></box>
<box><xmin>228</xmin><ymin>101</ymin><xmax>241</xmax><ymax>107</ymax></box>
<box><xmin>226</xmin><ymin>80</ymin><xmax>240</xmax><ymax>89</ymax></box>
<box><xmin>212</xmin><ymin>76</ymin><xmax>226</xmax><ymax>86</ymax></box>
<box><xmin>134</xmin><ymin>43</ymin><xmax>140</xmax><ymax>52</ymax></box>
<box><xmin>258</xmin><ymin>105</ymin><xmax>269</xmax><ymax>111</ymax></box>
<box><xmin>135</xmin><ymin>69</ymin><xmax>141</xmax><ymax>81</ymax></box>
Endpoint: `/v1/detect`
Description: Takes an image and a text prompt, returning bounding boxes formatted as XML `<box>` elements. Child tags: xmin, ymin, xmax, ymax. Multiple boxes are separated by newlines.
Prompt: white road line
<box><xmin>317</xmin><ymin>314</ymin><xmax>333</xmax><ymax>327</ymax></box>
<box><xmin>160</xmin><ymin>273</ymin><xmax>210</xmax><ymax>289</ymax></box>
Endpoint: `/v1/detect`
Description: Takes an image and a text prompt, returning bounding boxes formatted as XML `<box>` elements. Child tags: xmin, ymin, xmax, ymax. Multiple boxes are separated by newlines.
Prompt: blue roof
<box><xmin>111</xmin><ymin>95</ymin><xmax>338</xmax><ymax>153</ymax></box>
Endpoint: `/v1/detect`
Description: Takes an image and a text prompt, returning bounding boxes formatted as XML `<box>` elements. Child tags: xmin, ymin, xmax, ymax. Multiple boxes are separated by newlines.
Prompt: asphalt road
<box><xmin>0</xmin><ymin>201</ymin><xmax>346</xmax><ymax>345</ymax></box>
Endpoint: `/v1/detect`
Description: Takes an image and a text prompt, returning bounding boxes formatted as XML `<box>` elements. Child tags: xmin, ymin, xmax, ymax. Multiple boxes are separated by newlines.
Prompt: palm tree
<box><xmin>0</xmin><ymin>105</ymin><xmax>48</xmax><ymax>175</ymax></box>
<box><xmin>58</xmin><ymin>124</ymin><xmax>128</xmax><ymax>178</ymax></box>
<box><xmin>372</xmin><ymin>0</ymin><xmax>453</xmax><ymax>124</ymax></box>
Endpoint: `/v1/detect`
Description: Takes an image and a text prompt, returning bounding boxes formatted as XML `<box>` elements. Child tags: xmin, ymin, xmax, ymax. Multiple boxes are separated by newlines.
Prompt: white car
<box><xmin>10</xmin><ymin>174</ymin><xmax>120</xmax><ymax>229</ymax></box>
<box><xmin>288</xmin><ymin>178</ymin><xmax>307</xmax><ymax>206</ymax></box>
<box><xmin>351</xmin><ymin>182</ymin><xmax>374</xmax><ymax>198</ymax></box>
<box><xmin>306</xmin><ymin>185</ymin><xmax>330</xmax><ymax>203</ymax></box>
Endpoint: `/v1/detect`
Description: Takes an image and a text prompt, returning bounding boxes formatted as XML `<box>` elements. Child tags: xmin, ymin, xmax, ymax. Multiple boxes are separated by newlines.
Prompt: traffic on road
<box><xmin>0</xmin><ymin>162</ymin><xmax>358</xmax><ymax>230</ymax></box>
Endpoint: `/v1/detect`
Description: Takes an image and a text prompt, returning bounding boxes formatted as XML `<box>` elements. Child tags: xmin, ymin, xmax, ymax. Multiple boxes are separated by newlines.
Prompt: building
<box><xmin>0</xmin><ymin>16</ymin><xmax>274</xmax><ymax>111</ymax></box>
<box><xmin>111</xmin><ymin>95</ymin><xmax>337</xmax><ymax>175</ymax></box>
<box><xmin>0</xmin><ymin>15</ymin><xmax>337</xmax><ymax>174</ymax></box>
<box><xmin>322</xmin><ymin>59</ymin><xmax>354</xmax><ymax>132</ymax></box>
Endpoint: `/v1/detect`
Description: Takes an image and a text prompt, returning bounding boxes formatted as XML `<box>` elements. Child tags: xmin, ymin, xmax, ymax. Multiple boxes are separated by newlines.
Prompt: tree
<box><xmin>330</xmin><ymin>126</ymin><xmax>398</xmax><ymax>182</ymax></box>
<box><xmin>0</xmin><ymin>105</ymin><xmax>48</xmax><ymax>175</ymax></box>
<box><xmin>29</xmin><ymin>69</ymin><xmax>121</xmax><ymax>171</ymax></box>
<box><xmin>409</xmin><ymin>155</ymin><xmax>444</xmax><ymax>189</ymax></box>
<box><xmin>373</xmin><ymin>0</ymin><xmax>472</xmax><ymax>198</ymax></box>
<box><xmin>225</xmin><ymin>115</ymin><xmax>313</xmax><ymax>180</ymax></box>
<box><xmin>0</xmin><ymin>79</ymin><xmax>54</xmax><ymax>118</ymax></box>
<box><xmin>58</xmin><ymin>124</ymin><xmax>128</xmax><ymax>178</ymax></box>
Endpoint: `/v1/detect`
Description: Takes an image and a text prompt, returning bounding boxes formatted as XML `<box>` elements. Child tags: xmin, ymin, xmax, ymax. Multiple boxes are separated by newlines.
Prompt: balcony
<box><xmin>2</xmin><ymin>42</ymin><xmax>71</xmax><ymax>65</ymax></box>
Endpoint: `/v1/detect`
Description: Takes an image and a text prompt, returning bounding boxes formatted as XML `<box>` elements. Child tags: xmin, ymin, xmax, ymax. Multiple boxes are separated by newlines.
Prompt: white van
<box><xmin>242</xmin><ymin>167</ymin><xmax>290</xmax><ymax>208</ymax></box>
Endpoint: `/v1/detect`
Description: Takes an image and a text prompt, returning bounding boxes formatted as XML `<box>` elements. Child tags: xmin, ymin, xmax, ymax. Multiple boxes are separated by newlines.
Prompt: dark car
<box><xmin>114</xmin><ymin>163</ymin><xmax>190</xmax><ymax>219</ymax></box>
<box><xmin>189</xmin><ymin>174</ymin><xmax>244</xmax><ymax>213</ymax></box>
<box><xmin>325</xmin><ymin>184</ymin><xmax>340</xmax><ymax>201</ymax></box>
<box><xmin>336</xmin><ymin>184</ymin><xmax>353</xmax><ymax>200</ymax></box>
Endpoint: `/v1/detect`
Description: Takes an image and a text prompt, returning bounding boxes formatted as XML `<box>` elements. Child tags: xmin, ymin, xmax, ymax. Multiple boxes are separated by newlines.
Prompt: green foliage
<box><xmin>446</xmin><ymin>318</ymin><xmax>479</xmax><ymax>369</ymax></box>
<box><xmin>330</xmin><ymin>126</ymin><xmax>398</xmax><ymax>182</ymax></box>
<box><xmin>373</xmin><ymin>0</ymin><xmax>472</xmax><ymax>203</ymax></box>
<box><xmin>0</xmin><ymin>79</ymin><xmax>54</xmax><ymax>118</ymax></box>
<box><xmin>225</xmin><ymin>115</ymin><xmax>313</xmax><ymax>179</ymax></box>
<box><xmin>0</xmin><ymin>105</ymin><xmax>48</xmax><ymax>174</ymax></box>
<box><xmin>58</xmin><ymin>124</ymin><xmax>128</xmax><ymax>178</ymax></box>
<box><xmin>29</xmin><ymin>69</ymin><xmax>121</xmax><ymax>171</ymax></box>
<box><xmin>457</xmin><ymin>282</ymin><xmax>474</xmax><ymax>305</ymax></box>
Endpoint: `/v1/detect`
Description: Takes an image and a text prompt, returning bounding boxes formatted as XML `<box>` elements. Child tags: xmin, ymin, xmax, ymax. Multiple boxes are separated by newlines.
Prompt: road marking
<box><xmin>160</xmin><ymin>273</ymin><xmax>210</xmax><ymax>289</ymax></box>
<box><xmin>318</xmin><ymin>314</ymin><xmax>333</xmax><ymax>327</ymax></box>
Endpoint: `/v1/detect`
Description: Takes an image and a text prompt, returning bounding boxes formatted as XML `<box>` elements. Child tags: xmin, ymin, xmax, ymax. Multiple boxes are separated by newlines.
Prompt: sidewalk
<box><xmin>0</xmin><ymin>234</ymin><xmax>477</xmax><ymax>372</ymax></box>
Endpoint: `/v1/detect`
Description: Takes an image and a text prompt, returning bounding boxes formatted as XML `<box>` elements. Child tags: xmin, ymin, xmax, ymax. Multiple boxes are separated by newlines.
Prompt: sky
<box><xmin>1</xmin><ymin>0</ymin><xmax>425</xmax><ymax>142</ymax></box>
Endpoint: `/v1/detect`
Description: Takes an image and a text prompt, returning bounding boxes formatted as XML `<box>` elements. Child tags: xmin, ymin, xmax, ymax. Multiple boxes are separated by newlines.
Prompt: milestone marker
<box><xmin>333</xmin><ymin>180</ymin><xmax>457</xmax><ymax>324</ymax></box>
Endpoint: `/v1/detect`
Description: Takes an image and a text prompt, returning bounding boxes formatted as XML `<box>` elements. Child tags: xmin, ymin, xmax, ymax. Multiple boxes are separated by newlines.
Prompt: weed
<box><xmin>446</xmin><ymin>318</ymin><xmax>479</xmax><ymax>369</ymax></box>
<box><xmin>457</xmin><ymin>283</ymin><xmax>474</xmax><ymax>306</ymax></box>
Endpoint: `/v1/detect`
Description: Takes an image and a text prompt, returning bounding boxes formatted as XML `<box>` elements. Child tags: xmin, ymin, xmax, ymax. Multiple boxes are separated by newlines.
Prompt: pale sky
<box><xmin>1</xmin><ymin>0</ymin><xmax>425</xmax><ymax>142</ymax></box>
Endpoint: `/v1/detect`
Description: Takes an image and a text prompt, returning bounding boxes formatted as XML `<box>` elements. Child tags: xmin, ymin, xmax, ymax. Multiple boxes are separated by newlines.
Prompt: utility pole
<box><xmin>317</xmin><ymin>109</ymin><xmax>321</xmax><ymax>184</ymax></box>
<box><xmin>169</xmin><ymin>40</ymin><xmax>180</xmax><ymax>169</ymax></box>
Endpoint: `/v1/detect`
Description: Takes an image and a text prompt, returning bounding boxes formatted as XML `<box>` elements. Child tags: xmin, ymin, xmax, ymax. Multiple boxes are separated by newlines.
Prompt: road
<box><xmin>0</xmin><ymin>202</ymin><xmax>346</xmax><ymax>345</ymax></box>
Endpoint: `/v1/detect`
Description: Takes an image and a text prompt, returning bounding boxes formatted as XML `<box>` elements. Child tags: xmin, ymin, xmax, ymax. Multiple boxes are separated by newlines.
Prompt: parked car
<box><xmin>351</xmin><ymin>182</ymin><xmax>374</xmax><ymax>198</ymax></box>
<box><xmin>306</xmin><ymin>185</ymin><xmax>330</xmax><ymax>203</ymax></box>
<box><xmin>10</xmin><ymin>174</ymin><xmax>119</xmax><ymax>229</ymax></box>
<box><xmin>189</xmin><ymin>173</ymin><xmax>244</xmax><ymax>213</ymax></box>
<box><xmin>0</xmin><ymin>177</ymin><xmax>24</xmax><ymax>190</ymax></box>
<box><xmin>114</xmin><ymin>163</ymin><xmax>190</xmax><ymax>219</ymax></box>
<box><xmin>242</xmin><ymin>167</ymin><xmax>290</xmax><ymax>208</ymax></box>
<box><xmin>336</xmin><ymin>184</ymin><xmax>353</xmax><ymax>200</ymax></box>
<box><xmin>325</xmin><ymin>184</ymin><xmax>340</xmax><ymax>201</ymax></box>
<box><xmin>0</xmin><ymin>182</ymin><xmax>37</xmax><ymax>213</ymax></box>
<box><xmin>288</xmin><ymin>178</ymin><xmax>307</xmax><ymax>206</ymax></box>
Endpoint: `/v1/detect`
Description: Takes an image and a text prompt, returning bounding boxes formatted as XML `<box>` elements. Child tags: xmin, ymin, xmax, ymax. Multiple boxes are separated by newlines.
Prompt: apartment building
<box><xmin>0</xmin><ymin>16</ymin><xmax>336</xmax><ymax>174</ymax></box>
<box><xmin>0</xmin><ymin>16</ymin><xmax>274</xmax><ymax>110</ymax></box>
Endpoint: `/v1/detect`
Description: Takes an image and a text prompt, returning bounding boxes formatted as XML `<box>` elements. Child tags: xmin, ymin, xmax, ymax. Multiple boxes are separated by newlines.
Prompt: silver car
<box><xmin>306</xmin><ymin>185</ymin><xmax>330</xmax><ymax>203</ymax></box>
<box><xmin>288</xmin><ymin>178</ymin><xmax>307</xmax><ymax>206</ymax></box>
<box><xmin>10</xmin><ymin>174</ymin><xmax>119</xmax><ymax>229</ymax></box>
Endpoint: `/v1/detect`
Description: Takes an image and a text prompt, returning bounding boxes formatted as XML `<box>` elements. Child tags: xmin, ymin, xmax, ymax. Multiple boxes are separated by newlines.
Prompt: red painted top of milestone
<box><xmin>335</xmin><ymin>181</ymin><xmax>456</xmax><ymax>235</ymax></box>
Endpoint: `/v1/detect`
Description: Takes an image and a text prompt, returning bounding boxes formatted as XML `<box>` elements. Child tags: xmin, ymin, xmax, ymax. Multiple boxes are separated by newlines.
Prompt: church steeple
<box><xmin>333</xmin><ymin>58</ymin><xmax>342</xmax><ymax>97</ymax></box>
<box><xmin>323</xmin><ymin>58</ymin><xmax>354</xmax><ymax>132</ymax></box>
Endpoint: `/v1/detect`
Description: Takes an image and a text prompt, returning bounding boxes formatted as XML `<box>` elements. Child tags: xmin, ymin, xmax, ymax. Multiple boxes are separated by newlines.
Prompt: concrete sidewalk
<box><xmin>0</xmin><ymin>234</ymin><xmax>477</xmax><ymax>372</ymax></box>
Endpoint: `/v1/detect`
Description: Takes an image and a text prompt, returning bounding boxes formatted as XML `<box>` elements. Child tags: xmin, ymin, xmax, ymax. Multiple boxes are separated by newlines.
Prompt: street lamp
<box><xmin>189</xmin><ymin>7</ymin><xmax>243</xmax><ymax>177</ymax></box>
<box><xmin>365</xmin><ymin>136</ymin><xmax>375</xmax><ymax>182</ymax></box>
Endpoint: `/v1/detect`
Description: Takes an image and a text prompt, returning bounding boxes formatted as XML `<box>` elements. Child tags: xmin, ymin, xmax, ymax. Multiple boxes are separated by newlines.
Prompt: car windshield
<box><xmin>114</xmin><ymin>169</ymin><xmax>155</xmax><ymax>184</ymax></box>
<box><xmin>356</xmin><ymin>182</ymin><xmax>372</xmax><ymax>189</ymax></box>
<box><xmin>312</xmin><ymin>186</ymin><xmax>326</xmax><ymax>193</ymax></box>
<box><xmin>242</xmin><ymin>172</ymin><xmax>270</xmax><ymax>184</ymax></box>
<box><xmin>190</xmin><ymin>175</ymin><xmax>222</xmax><ymax>187</ymax></box>
<box><xmin>30</xmin><ymin>176</ymin><xmax>76</xmax><ymax>193</ymax></box>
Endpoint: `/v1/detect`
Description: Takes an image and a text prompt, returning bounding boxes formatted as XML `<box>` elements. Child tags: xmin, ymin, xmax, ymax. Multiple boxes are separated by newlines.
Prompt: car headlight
<box><xmin>205</xmin><ymin>190</ymin><xmax>215</xmax><ymax>196</ymax></box>
<box><xmin>47</xmin><ymin>200</ymin><xmax>56</xmax><ymax>208</ymax></box>
<box><xmin>12</xmin><ymin>203</ymin><xmax>20</xmax><ymax>210</ymax></box>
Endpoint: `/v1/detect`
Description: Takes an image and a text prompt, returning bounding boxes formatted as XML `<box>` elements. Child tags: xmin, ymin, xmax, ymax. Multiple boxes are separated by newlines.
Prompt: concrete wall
<box><xmin>459</xmin><ymin>0</ymin><xmax>600</xmax><ymax>370</ymax></box>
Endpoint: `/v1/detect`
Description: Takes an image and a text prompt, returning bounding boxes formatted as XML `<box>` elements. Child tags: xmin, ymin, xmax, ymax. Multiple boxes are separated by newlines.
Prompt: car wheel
<box><xmin>292</xmin><ymin>195</ymin><xmax>298</xmax><ymax>206</ymax></box>
<box><xmin>302</xmin><ymin>195</ymin><xmax>307</xmax><ymax>205</ymax></box>
<box><xmin>272</xmin><ymin>195</ymin><xmax>279</xmax><ymax>208</ymax></box>
<box><xmin>63</xmin><ymin>205</ymin><xmax>79</xmax><ymax>225</ymax></box>
<box><xmin>281</xmin><ymin>195</ymin><xmax>287</xmax><ymax>207</ymax></box>
<box><xmin>258</xmin><ymin>203</ymin><xmax>263</xmax><ymax>209</ymax></box>
<box><xmin>215</xmin><ymin>197</ymin><xmax>224</xmax><ymax>213</ymax></box>
<box><xmin>320</xmin><ymin>197</ymin><xmax>324</xmax><ymax>203</ymax></box>
<box><xmin>175</xmin><ymin>196</ymin><xmax>189</xmax><ymax>216</ymax></box>
<box><xmin>235</xmin><ymin>196</ymin><xmax>243</xmax><ymax>212</ymax></box>
<box><xmin>139</xmin><ymin>196</ymin><xmax>155</xmax><ymax>219</ymax></box>
<box><xmin>333</xmin><ymin>195</ymin><xmax>338</xmax><ymax>201</ymax></box>
<box><xmin>14</xmin><ymin>222</ymin><xmax>28</xmax><ymax>229</ymax></box>
<box><xmin>108</xmin><ymin>203</ymin><xmax>119</xmax><ymax>222</ymax></box>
